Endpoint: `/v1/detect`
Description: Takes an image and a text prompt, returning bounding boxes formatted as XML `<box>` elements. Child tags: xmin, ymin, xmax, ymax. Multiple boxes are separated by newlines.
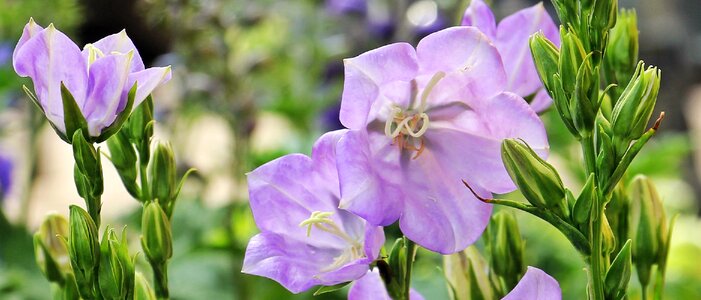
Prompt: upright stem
<box><xmin>150</xmin><ymin>261</ymin><xmax>169</xmax><ymax>299</ymax></box>
<box><xmin>404</xmin><ymin>238</ymin><xmax>417</xmax><ymax>300</ymax></box>
<box><xmin>582</xmin><ymin>133</ymin><xmax>605</xmax><ymax>300</ymax></box>
<box><xmin>140</xmin><ymin>159</ymin><xmax>150</xmax><ymax>202</ymax></box>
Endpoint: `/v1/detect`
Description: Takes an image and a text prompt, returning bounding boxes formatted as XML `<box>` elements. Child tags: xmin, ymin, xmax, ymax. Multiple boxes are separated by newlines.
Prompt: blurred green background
<box><xmin>1</xmin><ymin>0</ymin><xmax>700</xmax><ymax>299</ymax></box>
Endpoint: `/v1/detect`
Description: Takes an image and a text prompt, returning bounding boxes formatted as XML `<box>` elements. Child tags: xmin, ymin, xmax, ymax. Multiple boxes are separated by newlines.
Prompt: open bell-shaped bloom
<box><xmin>13</xmin><ymin>19</ymin><xmax>171</xmax><ymax>142</ymax></box>
<box><xmin>462</xmin><ymin>0</ymin><xmax>560</xmax><ymax>112</ymax></box>
<box><xmin>337</xmin><ymin>26</ymin><xmax>548</xmax><ymax>254</ymax></box>
<box><xmin>348</xmin><ymin>269</ymin><xmax>424</xmax><ymax>300</ymax></box>
<box><xmin>243</xmin><ymin>130</ymin><xmax>385</xmax><ymax>294</ymax></box>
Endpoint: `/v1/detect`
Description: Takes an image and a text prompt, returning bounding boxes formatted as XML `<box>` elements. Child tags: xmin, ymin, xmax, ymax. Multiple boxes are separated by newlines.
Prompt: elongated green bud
<box><xmin>551</xmin><ymin>0</ymin><xmax>578</xmax><ymax>27</ymax></box>
<box><xmin>98</xmin><ymin>227</ymin><xmax>136</xmax><ymax>300</ymax></box>
<box><xmin>134</xmin><ymin>272</ymin><xmax>157</xmax><ymax>300</ymax></box>
<box><xmin>604</xmin><ymin>9</ymin><xmax>639</xmax><ymax>101</ymax></box>
<box><xmin>141</xmin><ymin>202</ymin><xmax>173</xmax><ymax>264</ymax></box>
<box><xmin>501</xmin><ymin>139</ymin><xmax>568</xmax><ymax>218</ymax></box>
<box><xmin>530</xmin><ymin>33</ymin><xmax>560</xmax><ymax>98</ymax></box>
<box><xmin>107</xmin><ymin>131</ymin><xmax>139</xmax><ymax>199</ymax></box>
<box><xmin>571</xmin><ymin>55</ymin><xmax>599</xmax><ymax>134</ymax></box>
<box><xmin>559</xmin><ymin>28</ymin><xmax>587</xmax><ymax>97</ymax></box>
<box><xmin>487</xmin><ymin>212</ymin><xmax>525</xmax><ymax>291</ymax></box>
<box><xmin>34</xmin><ymin>213</ymin><xmax>71</xmax><ymax>283</ymax></box>
<box><xmin>573</xmin><ymin>173</ymin><xmax>596</xmax><ymax>227</ymax></box>
<box><xmin>629</xmin><ymin>175</ymin><xmax>666</xmax><ymax>288</ymax></box>
<box><xmin>68</xmin><ymin>205</ymin><xmax>100</xmax><ymax>298</ymax></box>
<box><xmin>149</xmin><ymin>142</ymin><xmax>177</xmax><ymax>217</ymax></box>
<box><xmin>605</xmin><ymin>239</ymin><xmax>632</xmax><ymax>299</ymax></box>
<box><xmin>611</xmin><ymin>62</ymin><xmax>661</xmax><ymax>142</ymax></box>
<box><xmin>443</xmin><ymin>246</ymin><xmax>494</xmax><ymax>300</ymax></box>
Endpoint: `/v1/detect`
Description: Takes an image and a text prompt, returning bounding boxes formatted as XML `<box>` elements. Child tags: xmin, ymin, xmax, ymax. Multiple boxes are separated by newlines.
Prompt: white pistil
<box><xmin>299</xmin><ymin>211</ymin><xmax>361</xmax><ymax>247</ymax></box>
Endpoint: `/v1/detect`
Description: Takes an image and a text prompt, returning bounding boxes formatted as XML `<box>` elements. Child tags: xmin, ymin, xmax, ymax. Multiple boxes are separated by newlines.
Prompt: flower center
<box><xmin>384</xmin><ymin>71</ymin><xmax>445</xmax><ymax>159</ymax></box>
<box><xmin>300</xmin><ymin>211</ymin><xmax>365</xmax><ymax>272</ymax></box>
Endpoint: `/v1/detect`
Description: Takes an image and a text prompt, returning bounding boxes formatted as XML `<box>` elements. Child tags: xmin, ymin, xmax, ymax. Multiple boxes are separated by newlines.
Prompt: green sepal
<box><xmin>551</xmin><ymin>73</ymin><xmax>578</xmax><ymax>136</ymax></box>
<box><xmin>63</xmin><ymin>272</ymin><xmax>81</xmax><ymax>300</ymax></box>
<box><xmin>34</xmin><ymin>234</ymin><xmax>65</xmax><ymax>284</ymax></box>
<box><xmin>134</xmin><ymin>272</ymin><xmax>157</xmax><ymax>300</ymax></box>
<box><xmin>23</xmin><ymin>85</ymin><xmax>44</xmax><ymax>113</ymax></box>
<box><xmin>384</xmin><ymin>238</ymin><xmax>407</xmax><ymax>299</ymax></box>
<box><xmin>72</xmin><ymin>130</ymin><xmax>104</xmax><ymax>199</ymax></box>
<box><xmin>573</xmin><ymin>173</ymin><xmax>596</xmax><ymax>227</ymax></box>
<box><xmin>605</xmin><ymin>239</ymin><xmax>632</xmax><ymax>300</ymax></box>
<box><xmin>313</xmin><ymin>281</ymin><xmax>351</xmax><ymax>296</ymax></box>
<box><xmin>149</xmin><ymin>143</ymin><xmax>177</xmax><ymax>217</ymax></box>
<box><xmin>60</xmin><ymin>82</ymin><xmax>89</xmax><ymax>143</ymax></box>
<box><xmin>486</xmin><ymin>212</ymin><xmax>525</xmax><ymax>291</ymax></box>
<box><xmin>141</xmin><ymin>202</ymin><xmax>173</xmax><ymax>264</ymax></box>
<box><xmin>96</xmin><ymin>83</ymin><xmax>137</xmax><ymax>143</ymax></box>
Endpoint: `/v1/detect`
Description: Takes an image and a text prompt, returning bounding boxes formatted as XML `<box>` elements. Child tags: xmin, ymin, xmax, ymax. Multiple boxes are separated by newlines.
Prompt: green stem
<box><xmin>140</xmin><ymin>160</ymin><xmax>150</xmax><ymax>202</ymax></box>
<box><xmin>581</xmin><ymin>134</ymin><xmax>597</xmax><ymax>175</ymax></box>
<box><xmin>589</xmin><ymin>203</ymin><xmax>605</xmax><ymax>300</ymax></box>
<box><xmin>151</xmin><ymin>261</ymin><xmax>169</xmax><ymax>299</ymax></box>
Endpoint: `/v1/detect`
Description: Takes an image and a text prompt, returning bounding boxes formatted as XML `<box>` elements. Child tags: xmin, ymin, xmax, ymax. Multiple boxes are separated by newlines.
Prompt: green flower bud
<box><xmin>72</xmin><ymin>130</ymin><xmax>104</xmax><ymax>204</ymax></box>
<box><xmin>501</xmin><ymin>139</ymin><xmax>568</xmax><ymax>218</ymax></box>
<box><xmin>606</xmin><ymin>183</ymin><xmax>630</xmax><ymax>255</ymax></box>
<box><xmin>487</xmin><ymin>212</ymin><xmax>525</xmax><ymax>291</ymax></box>
<box><xmin>68</xmin><ymin>205</ymin><xmax>100</xmax><ymax>298</ymax></box>
<box><xmin>551</xmin><ymin>0</ymin><xmax>578</xmax><ymax>27</ymax></box>
<box><xmin>605</xmin><ymin>239</ymin><xmax>632</xmax><ymax>299</ymax></box>
<box><xmin>98</xmin><ymin>227</ymin><xmax>136</xmax><ymax>300</ymax></box>
<box><xmin>529</xmin><ymin>33</ymin><xmax>560</xmax><ymax>98</ymax></box>
<box><xmin>107</xmin><ymin>131</ymin><xmax>139</xmax><ymax>199</ymax></box>
<box><xmin>611</xmin><ymin>62</ymin><xmax>661</xmax><ymax>142</ymax></box>
<box><xmin>34</xmin><ymin>213</ymin><xmax>71</xmax><ymax>283</ymax></box>
<box><xmin>595</xmin><ymin>125</ymin><xmax>615</xmax><ymax>186</ymax></box>
<box><xmin>126</xmin><ymin>97</ymin><xmax>154</xmax><ymax>160</ymax></box>
<box><xmin>604</xmin><ymin>9</ymin><xmax>639</xmax><ymax>101</ymax></box>
<box><xmin>134</xmin><ymin>271</ymin><xmax>157</xmax><ymax>300</ymax></box>
<box><xmin>589</xmin><ymin>0</ymin><xmax>618</xmax><ymax>55</ymax></box>
<box><xmin>572</xmin><ymin>173</ymin><xmax>596</xmax><ymax>227</ymax></box>
<box><xmin>602</xmin><ymin>214</ymin><xmax>617</xmax><ymax>254</ymax></box>
<box><xmin>559</xmin><ymin>28</ymin><xmax>587</xmax><ymax>97</ymax></box>
<box><xmin>570</xmin><ymin>55</ymin><xmax>599</xmax><ymax>134</ymax></box>
<box><xmin>149</xmin><ymin>142</ymin><xmax>177</xmax><ymax>217</ymax></box>
<box><xmin>629</xmin><ymin>175</ymin><xmax>666</xmax><ymax>287</ymax></box>
<box><xmin>443</xmin><ymin>246</ymin><xmax>495</xmax><ymax>300</ymax></box>
<box><xmin>141</xmin><ymin>202</ymin><xmax>173</xmax><ymax>264</ymax></box>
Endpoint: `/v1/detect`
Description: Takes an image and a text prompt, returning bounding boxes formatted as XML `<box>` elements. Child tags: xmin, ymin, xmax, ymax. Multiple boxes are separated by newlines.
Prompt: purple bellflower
<box><xmin>13</xmin><ymin>19</ymin><xmax>171</xmax><ymax>142</ymax></box>
<box><xmin>348</xmin><ymin>269</ymin><xmax>424</xmax><ymax>300</ymax></box>
<box><xmin>349</xmin><ymin>266</ymin><xmax>559</xmax><ymax>299</ymax></box>
<box><xmin>462</xmin><ymin>0</ymin><xmax>560</xmax><ymax>112</ymax></box>
<box><xmin>243</xmin><ymin>130</ymin><xmax>385</xmax><ymax>293</ymax></box>
<box><xmin>337</xmin><ymin>27</ymin><xmax>548</xmax><ymax>254</ymax></box>
<box><xmin>502</xmin><ymin>266</ymin><xmax>562</xmax><ymax>300</ymax></box>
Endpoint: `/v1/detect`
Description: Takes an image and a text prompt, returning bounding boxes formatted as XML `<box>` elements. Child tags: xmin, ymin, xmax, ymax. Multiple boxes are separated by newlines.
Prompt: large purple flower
<box><xmin>243</xmin><ymin>130</ymin><xmax>385</xmax><ymax>293</ymax></box>
<box><xmin>462</xmin><ymin>0</ymin><xmax>560</xmax><ymax>112</ymax></box>
<box><xmin>337</xmin><ymin>27</ymin><xmax>548</xmax><ymax>254</ymax></box>
<box><xmin>13</xmin><ymin>19</ymin><xmax>171</xmax><ymax>141</ymax></box>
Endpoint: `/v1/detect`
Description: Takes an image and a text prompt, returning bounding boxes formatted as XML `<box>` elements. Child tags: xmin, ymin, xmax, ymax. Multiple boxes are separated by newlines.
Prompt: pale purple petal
<box><xmin>460</xmin><ymin>0</ymin><xmax>497</xmax><ymax>39</ymax></box>
<box><xmin>340</xmin><ymin>43</ymin><xmax>418</xmax><ymax>130</ymax></box>
<box><xmin>336</xmin><ymin>130</ymin><xmax>404</xmax><ymax>226</ymax></box>
<box><xmin>398</xmin><ymin>128</ymin><xmax>493</xmax><ymax>254</ymax></box>
<box><xmin>12</xmin><ymin>19</ymin><xmax>44</xmax><ymax>64</ymax></box>
<box><xmin>502</xmin><ymin>266</ymin><xmax>561</xmax><ymax>300</ymax></box>
<box><xmin>88</xmin><ymin>30</ymin><xmax>145</xmax><ymax>72</ymax></box>
<box><xmin>529</xmin><ymin>89</ymin><xmax>553</xmax><ymax>113</ymax></box>
<box><xmin>416</xmin><ymin>27</ymin><xmax>506</xmax><ymax>102</ymax></box>
<box><xmin>496</xmin><ymin>2</ymin><xmax>559</xmax><ymax>97</ymax></box>
<box><xmin>126</xmin><ymin>66</ymin><xmax>172</xmax><ymax>109</ymax></box>
<box><xmin>13</xmin><ymin>24</ymin><xmax>88</xmax><ymax>134</ymax></box>
<box><xmin>83</xmin><ymin>52</ymin><xmax>134</xmax><ymax>136</ymax></box>
<box><xmin>348</xmin><ymin>270</ymin><xmax>425</xmax><ymax>300</ymax></box>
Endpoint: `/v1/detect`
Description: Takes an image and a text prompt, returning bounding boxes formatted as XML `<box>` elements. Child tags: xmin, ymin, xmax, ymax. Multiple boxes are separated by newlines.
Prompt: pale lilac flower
<box><xmin>337</xmin><ymin>27</ymin><xmax>548</xmax><ymax>254</ymax></box>
<box><xmin>243</xmin><ymin>130</ymin><xmax>385</xmax><ymax>293</ymax></box>
<box><xmin>462</xmin><ymin>0</ymin><xmax>560</xmax><ymax>112</ymax></box>
<box><xmin>13</xmin><ymin>19</ymin><xmax>171</xmax><ymax>141</ymax></box>
<box><xmin>348</xmin><ymin>269</ymin><xmax>424</xmax><ymax>300</ymax></box>
<box><xmin>502</xmin><ymin>266</ymin><xmax>562</xmax><ymax>300</ymax></box>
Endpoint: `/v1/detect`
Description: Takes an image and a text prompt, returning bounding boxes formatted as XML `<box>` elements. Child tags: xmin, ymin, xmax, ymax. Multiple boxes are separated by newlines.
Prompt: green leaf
<box><xmin>313</xmin><ymin>281</ymin><xmax>351</xmax><ymax>296</ymax></box>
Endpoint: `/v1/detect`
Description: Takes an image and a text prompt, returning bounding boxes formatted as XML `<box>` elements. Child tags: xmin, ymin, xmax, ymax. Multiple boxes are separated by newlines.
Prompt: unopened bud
<box><xmin>602</xmin><ymin>215</ymin><xmax>616</xmax><ymax>254</ymax></box>
<box><xmin>134</xmin><ymin>271</ymin><xmax>157</xmax><ymax>300</ymax></box>
<box><xmin>551</xmin><ymin>0</ymin><xmax>578</xmax><ymax>27</ymax></box>
<box><xmin>149</xmin><ymin>142</ymin><xmax>177</xmax><ymax>217</ymax></box>
<box><xmin>529</xmin><ymin>33</ymin><xmax>560</xmax><ymax>98</ymax></box>
<box><xmin>572</xmin><ymin>173</ymin><xmax>596</xmax><ymax>228</ymax></box>
<box><xmin>501</xmin><ymin>139</ymin><xmax>568</xmax><ymax>218</ymax></box>
<box><xmin>443</xmin><ymin>246</ymin><xmax>495</xmax><ymax>300</ymax></box>
<box><xmin>98</xmin><ymin>227</ymin><xmax>136</xmax><ymax>300</ymax></box>
<box><xmin>68</xmin><ymin>205</ymin><xmax>100</xmax><ymax>298</ymax></box>
<box><xmin>611</xmin><ymin>62</ymin><xmax>661</xmax><ymax>142</ymax></box>
<box><xmin>559</xmin><ymin>28</ymin><xmax>587</xmax><ymax>97</ymax></box>
<box><xmin>141</xmin><ymin>202</ymin><xmax>173</xmax><ymax>264</ymax></box>
<box><xmin>589</xmin><ymin>0</ymin><xmax>618</xmax><ymax>54</ymax></box>
<box><xmin>571</xmin><ymin>55</ymin><xmax>599</xmax><ymax>134</ymax></box>
<box><xmin>629</xmin><ymin>175</ymin><xmax>666</xmax><ymax>287</ymax></box>
<box><xmin>605</xmin><ymin>239</ymin><xmax>632</xmax><ymax>299</ymax></box>
<box><xmin>34</xmin><ymin>213</ymin><xmax>71</xmax><ymax>283</ymax></box>
<box><xmin>604</xmin><ymin>9</ymin><xmax>639</xmax><ymax>101</ymax></box>
<box><xmin>107</xmin><ymin>131</ymin><xmax>139</xmax><ymax>199</ymax></box>
<box><xmin>488</xmin><ymin>212</ymin><xmax>525</xmax><ymax>290</ymax></box>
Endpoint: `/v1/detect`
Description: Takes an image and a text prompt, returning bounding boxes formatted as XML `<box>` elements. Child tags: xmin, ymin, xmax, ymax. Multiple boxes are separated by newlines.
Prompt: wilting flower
<box><xmin>462</xmin><ymin>0</ymin><xmax>560</xmax><ymax>112</ymax></box>
<box><xmin>13</xmin><ymin>19</ymin><xmax>171</xmax><ymax>142</ymax></box>
<box><xmin>348</xmin><ymin>270</ymin><xmax>424</xmax><ymax>300</ymax></box>
<box><xmin>243</xmin><ymin>130</ymin><xmax>385</xmax><ymax>293</ymax></box>
<box><xmin>337</xmin><ymin>27</ymin><xmax>548</xmax><ymax>254</ymax></box>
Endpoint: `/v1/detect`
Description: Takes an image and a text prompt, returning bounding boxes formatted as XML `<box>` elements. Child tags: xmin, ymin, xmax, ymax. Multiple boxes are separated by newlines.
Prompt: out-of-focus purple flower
<box><xmin>0</xmin><ymin>43</ymin><xmax>12</xmax><ymax>66</ymax></box>
<box><xmin>0</xmin><ymin>153</ymin><xmax>12</xmax><ymax>200</ymax></box>
<box><xmin>13</xmin><ymin>19</ymin><xmax>171</xmax><ymax>140</ymax></box>
<box><xmin>502</xmin><ymin>266</ymin><xmax>562</xmax><ymax>300</ymax></box>
<box><xmin>326</xmin><ymin>0</ymin><xmax>367</xmax><ymax>16</ymax></box>
<box><xmin>462</xmin><ymin>0</ymin><xmax>560</xmax><ymax>112</ymax></box>
<box><xmin>337</xmin><ymin>27</ymin><xmax>548</xmax><ymax>254</ymax></box>
<box><xmin>243</xmin><ymin>130</ymin><xmax>385</xmax><ymax>294</ymax></box>
<box><xmin>348</xmin><ymin>269</ymin><xmax>424</xmax><ymax>300</ymax></box>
